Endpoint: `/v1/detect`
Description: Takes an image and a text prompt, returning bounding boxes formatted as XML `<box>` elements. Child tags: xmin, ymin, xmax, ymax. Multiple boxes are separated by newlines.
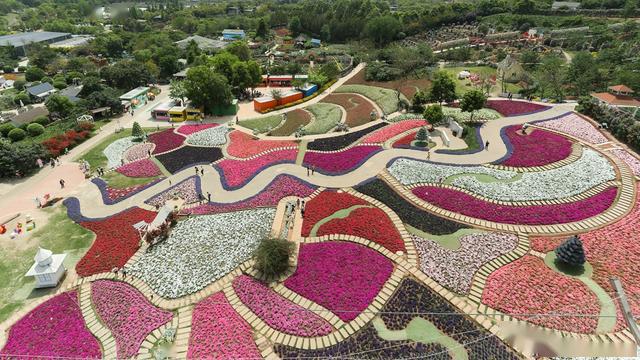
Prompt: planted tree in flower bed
<box><xmin>253</xmin><ymin>237</ymin><xmax>293</xmax><ymax>279</ymax></box>
<box><xmin>459</xmin><ymin>89</ymin><xmax>486</xmax><ymax>122</ymax></box>
<box><xmin>414</xmin><ymin>127</ymin><xmax>429</xmax><ymax>147</ymax></box>
<box><xmin>132</xmin><ymin>121</ymin><xmax>144</xmax><ymax>139</ymax></box>
<box><xmin>556</xmin><ymin>235</ymin><xmax>586</xmax><ymax>268</ymax></box>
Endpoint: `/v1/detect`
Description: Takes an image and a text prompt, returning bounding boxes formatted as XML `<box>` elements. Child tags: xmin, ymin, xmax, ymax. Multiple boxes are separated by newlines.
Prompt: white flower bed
<box><xmin>103</xmin><ymin>137</ymin><xmax>136</xmax><ymax>169</ymax></box>
<box><xmin>535</xmin><ymin>113</ymin><xmax>608</xmax><ymax>144</ymax></box>
<box><xmin>389</xmin><ymin>149</ymin><xmax>615</xmax><ymax>201</ymax></box>
<box><xmin>126</xmin><ymin>208</ymin><xmax>275</xmax><ymax>298</ymax></box>
<box><xmin>442</xmin><ymin>107</ymin><xmax>501</xmax><ymax>122</ymax></box>
<box><xmin>185</xmin><ymin>126</ymin><xmax>229</xmax><ymax>147</ymax></box>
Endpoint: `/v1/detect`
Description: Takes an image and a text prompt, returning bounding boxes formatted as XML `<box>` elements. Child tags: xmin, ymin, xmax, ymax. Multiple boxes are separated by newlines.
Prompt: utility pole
<box><xmin>611</xmin><ymin>277</ymin><xmax>640</xmax><ymax>346</ymax></box>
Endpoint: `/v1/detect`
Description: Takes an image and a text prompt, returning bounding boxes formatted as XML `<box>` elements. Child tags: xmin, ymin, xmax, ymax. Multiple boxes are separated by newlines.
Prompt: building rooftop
<box><xmin>26</xmin><ymin>82</ymin><xmax>55</xmax><ymax>97</ymax></box>
<box><xmin>591</xmin><ymin>92</ymin><xmax>640</xmax><ymax>107</ymax></box>
<box><xmin>175</xmin><ymin>35</ymin><xmax>227</xmax><ymax>51</ymax></box>
<box><xmin>0</xmin><ymin>31</ymin><xmax>70</xmax><ymax>47</ymax></box>
<box><xmin>609</xmin><ymin>85</ymin><xmax>633</xmax><ymax>94</ymax></box>
<box><xmin>50</xmin><ymin>35</ymin><xmax>94</xmax><ymax>48</ymax></box>
<box><xmin>120</xmin><ymin>86</ymin><xmax>150</xmax><ymax>100</ymax></box>
<box><xmin>222</xmin><ymin>29</ymin><xmax>245</xmax><ymax>35</ymax></box>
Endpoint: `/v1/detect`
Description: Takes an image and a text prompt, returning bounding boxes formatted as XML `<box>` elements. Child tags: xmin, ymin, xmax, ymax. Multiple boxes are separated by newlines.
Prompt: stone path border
<box><xmin>136</xmin><ymin>312</ymin><xmax>179</xmax><ymax>359</ymax></box>
<box><xmin>486</xmin><ymin>142</ymin><xmax>583</xmax><ymax>172</ymax></box>
<box><xmin>78</xmin><ymin>283</ymin><xmax>117</xmax><ymax>358</ymax></box>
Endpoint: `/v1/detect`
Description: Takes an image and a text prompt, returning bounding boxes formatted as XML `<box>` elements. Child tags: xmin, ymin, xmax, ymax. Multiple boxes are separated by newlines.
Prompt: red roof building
<box><xmin>591</xmin><ymin>84</ymin><xmax>640</xmax><ymax>108</ymax></box>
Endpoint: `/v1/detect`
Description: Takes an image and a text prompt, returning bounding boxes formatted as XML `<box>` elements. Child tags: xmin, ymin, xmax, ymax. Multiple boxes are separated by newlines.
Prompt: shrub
<box><xmin>3</xmin><ymin>65</ymin><xmax>13</xmax><ymax>73</ymax></box>
<box><xmin>17</xmin><ymin>65</ymin><xmax>26</xmax><ymax>72</ymax></box>
<box><xmin>27</xmin><ymin>123</ymin><xmax>45</xmax><ymax>136</ymax></box>
<box><xmin>132</xmin><ymin>121</ymin><xmax>144</xmax><ymax>139</ymax></box>
<box><xmin>253</xmin><ymin>238</ymin><xmax>293</xmax><ymax>279</ymax></box>
<box><xmin>0</xmin><ymin>123</ymin><xmax>15</xmax><ymax>137</ymax></box>
<box><xmin>13</xmin><ymin>80</ymin><xmax>25</xmax><ymax>91</ymax></box>
<box><xmin>423</xmin><ymin>104</ymin><xmax>444</xmax><ymax>126</ymax></box>
<box><xmin>0</xmin><ymin>138</ymin><xmax>47</xmax><ymax>178</ymax></box>
<box><xmin>53</xmin><ymin>80</ymin><xmax>67</xmax><ymax>90</ymax></box>
<box><xmin>41</xmin><ymin>76</ymin><xmax>53</xmax><ymax>84</ymax></box>
<box><xmin>8</xmin><ymin>128</ymin><xmax>26</xmax><ymax>141</ymax></box>
<box><xmin>25</xmin><ymin>67</ymin><xmax>46</xmax><ymax>82</ymax></box>
<box><xmin>555</xmin><ymin>235</ymin><xmax>586</xmax><ymax>267</ymax></box>
<box><xmin>13</xmin><ymin>92</ymin><xmax>30</xmax><ymax>106</ymax></box>
<box><xmin>76</xmin><ymin>121</ymin><xmax>94</xmax><ymax>132</ymax></box>
<box><xmin>33</xmin><ymin>115</ymin><xmax>50</xmax><ymax>126</ymax></box>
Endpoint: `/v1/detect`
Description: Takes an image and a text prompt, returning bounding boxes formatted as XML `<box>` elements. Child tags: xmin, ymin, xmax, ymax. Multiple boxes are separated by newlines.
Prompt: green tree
<box><xmin>0</xmin><ymin>139</ymin><xmax>47</xmax><ymax>178</ymax></box>
<box><xmin>460</xmin><ymin>90</ymin><xmax>486</xmax><ymax>122</ymax></box>
<box><xmin>364</xmin><ymin>15</ymin><xmax>402</xmax><ymax>47</ymax></box>
<box><xmin>535</xmin><ymin>55</ymin><xmax>565</xmax><ymax>102</ymax></box>
<box><xmin>415</xmin><ymin>127</ymin><xmax>429</xmax><ymax>147</ymax></box>
<box><xmin>423</xmin><ymin>104</ymin><xmax>445</xmax><ymax>126</ymax></box>
<box><xmin>555</xmin><ymin>235</ymin><xmax>586</xmax><ymax>268</ymax></box>
<box><xmin>184</xmin><ymin>66</ymin><xmax>233</xmax><ymax>114</ymax></box>
<box><xmin>132</xmin><ymin>122</ymin><xmax>144</xmax><ymax>139</ymax></box>
<box><xmin>101</xmin><ymin>60</ymin><xmax>154</xmax><ymax>90</ymax></box>
<box><xmin>567</xmin><ymin>52</ymin><xmax>600</xmax><ymax>96</ymax></box>
<box><xmin>25</xmin><ymin>67</ymin><xmax>45</xmax><ymax>82</ymax></box>
<box><xmin>429</xmin><ymin>71</ymin><xmax>457</xmax><ymax>104</ymax></box>
<box><xmin>26</xmin><ymin>123</ymin><xmax>44</xmax><ymax>136</ymax></box>
<box><xmin>13</xmin><ymin>92</ymin><xmax>30</xmax><ymax>106</ymax></box>
<box><xmin>247</xmin><ymin>61</ymin><xmax>263</xmax><ymax>90</ymax></box>
<box><xmin>0</xmin><ymin>123</ymin><xmax>15</xmax><ymax>137</ymax></box>
<box><xmin>211</xmin><ymin>52</ymin><xmax>240</xmax><ymax>81</ymax></box>
<box><xmin>520</xmin><ymin>50</ymin><xmax>540</xmax><ymax>71</ymax></box>
<box><xmin>7</xmin><ymin>128</ymin><xmax>26</xmax><ymax>142</ymax></box>
<box><xmin>320</xmin><ymin>24</ymin><xmax>331</xmax><ymax>42</ymax></box>
<box><xmin>45</xmin><ymin>94</ymin><xmax>75</xmax><ymax>118</ymax></box>
<box><xmin>79</xmin><ymin>76</ymin><xmax>104</xmax><ymax>97</ymax></box>
<box><xmin>623</xmin><ymin>0</ymin><xmax>636</xmax><ymax>18</ymax></box>
<box><xmin>169</xmin><ymin>79</ymin><xmax>188</xmax><ymax>106</ymax></box>
<box><xmin>184</xmin><ymin>40</ymin><xmax>201</xmax><ymax>64</ymax></box>
<box><xmin>227</xmin><ymin>41</ymin><xmax>251</xmax><ymax>62</ymax></box>
<box><xmin>289</xmin><ymin>16</ymin><xmax>302</xmax><ymax>36</ymax></box>
<box><xmin>253</xmin><ymin>237</ymin><xmax>293</xmax><ymax>278</ymax></box>
<box><xmin>256</xmin><ymin>18</ymin><xmax>268</xmax><ymax>38</ymax></box>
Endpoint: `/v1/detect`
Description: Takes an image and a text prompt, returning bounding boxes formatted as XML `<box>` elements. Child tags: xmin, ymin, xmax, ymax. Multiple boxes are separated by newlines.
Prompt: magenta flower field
<box><xmin>412</xmin><ymin>185</ymin><xmax>617</xmax><ymax>225</ymax></box>
<box><xmin>187</xmin><ymin>292</ymin><xmax>260</xmax><ymax>359</ymax></box>
<box><xmin>284</xmin><ymin>241</ymin><xmax>393</xmax><ymax>321</ymax></box>
<box><xmin>227</xmin><ymin>131</ymin><xmax>297</xmax><ymax>158</ymax></box>
<box><xmin>215</xmin><ymin>149</ymin><xmax>297</xmax><ymax>189</ymax></box>
<box><xmin>149</xmin><ymin>129</ymin><xmax>186</xmax><ymax>154</ymax></box>
<box><xmin>116</xmin><ymin>158</ymin><xmax>162</xmax><ymax>178</ymax></box>
<box><xmin>233</xmin><ymin>275</ymin><xmax>333</xmax><ymax>337</ymax></box>
<box><xmin>362</xmin><ymin>119</ymin><xmax>427</xmax><ymax>143</ymax></box>
<box><xmin>500</xmin><ymin>125</ymin><xmax>573</xmax><ymax>167</ymax></box>
<box><xmin>0</xmin><ymin>291</ymin><xmax>102</xmax><ymax>359</ymax></box>
<box><xmin>485</xmin><ymin>100</ymin><xmax>550</xmax><ymax>117</ymax></box>
<box><xmin>303</xmin><ymin>145</ymin><xmax>381</xmax><ymax>174</ymax></box>
<box><xmin>92</xmin><ymin>280</ymin><xmax>173</xmax><ymax>359</ymax></box>
<box><xmin>177</xmin><ymin>123</ymin><xmax>219</xmax><ymax>136</ymax></box>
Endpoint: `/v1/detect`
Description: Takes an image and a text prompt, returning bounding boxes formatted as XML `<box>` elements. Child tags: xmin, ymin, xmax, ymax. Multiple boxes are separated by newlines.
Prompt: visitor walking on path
<box><xmin>59</xmin><ymin>179</ymin><xmax>65</xmax><ymax>189</ymax></box>
<box><xmin>311</xmin><ymin>165</ymin><xmax>316</xmax><ymax>175</ymax></box>
<box><xmin>207</xmin><ymin>192</ymin><xmax>211</xmax><ymax>202</ymax></box>
<box><xmin>195</xmin><ymin>166</ymin><xmax>199</xmax><ymax>175</ymax></box>
<box><xmin>485</xmin><ymin>141</ymin><xmax>490</xmax><ymax>151</ymax></box>
<box><xmin>306</xmin><ymin>166</ymin><xmax>309</xmax><ymax>176</ymax></box>
<box><xmin>200</xmin><ymin>168</ymin><xmax>204</xmax><ymax>176</ymax></box>
<box><xmin>426</xmin><ymin>149</ymin><xmax>431</xmax><ymax>160</ymax></box>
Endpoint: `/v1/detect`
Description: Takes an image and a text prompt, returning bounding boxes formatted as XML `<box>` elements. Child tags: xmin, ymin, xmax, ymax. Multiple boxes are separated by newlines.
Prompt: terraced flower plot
<box><xmin>321</xmin><ymin>93</ymin><xmax>376</xmax><ymax>127</ymax></box>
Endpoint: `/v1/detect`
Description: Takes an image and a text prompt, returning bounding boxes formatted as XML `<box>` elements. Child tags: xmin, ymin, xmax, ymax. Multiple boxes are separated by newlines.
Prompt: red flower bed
<box><xmin>227</xmin><ymin>131</ymin><xmax>297</xmax><ymax>158</ymax></box>
<box><xmin>412</xmin><ymin>186</ymin><xmax>617</xmax><ymax>225</ymax></box>
<box><xmin>317</xmin><ymin>207</ymin><xmax>405</xmax><ymax>253</ymax></box>
<box><xmin>148</xmin><ymin>129</ymin><xmax>185</xmax><ymax>154</ymax></box>
<box><xmin>301</xmin><ymin>191</ymin><xmax>368</xmax><ymax>237</ymax></box>
<box><xmin>42</xmin><ymin>130</ymin><xmax>91</xmax><ymax>156</ymax></box>
<box><xmin>482</xmin><ymin>255</ymin><xmax>601</xmax><ymax>333</ymax></box>
<box><xmin>392</xmin><ymin>130</ymin><xmax>418</xmax><ymax>148</ymax></box>
<box><xmin>321</xmin><ymin>93</ymin><xmax>375</xmax><ymax>127</ymax></box>
<box><xmin>500</xmin><ymin>125</ymin><xmax>573</xmax><ymax>167</ymax></box>
<box><xmin>485</xmin><ymin>100</ymin><xmax>550</xmax><ymax>117</ymax></box>
<box><xmin>75</xmin><ymin>207</ymin><xmax>156</xmax><ymax>277</ymax></box>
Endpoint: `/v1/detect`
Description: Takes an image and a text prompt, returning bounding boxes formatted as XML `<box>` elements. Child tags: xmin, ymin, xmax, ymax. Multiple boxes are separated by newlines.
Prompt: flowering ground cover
<box><xmin>498</xmin><ymin>125</ymin><xmax>573</xmax><ymax>167</ymax></box>
<box><xmin>91</xmin><ymin>177</ymin><xmax>164</xmax><ymax>205</ymax></box>
<box><xmin>104</xmin><ymin>136</ymin><xmax>136</xmax><ymax>168</ymax></box>
<box><xmin>127</xmin><ymin>208</ymin><xmax>275</xmax><ymax>298</ymax></box>
<box><xmin>321</xmin><ymin>93</ymin><xmax>376</xmax><ymax>127</ymax></box>
<box><xmin>392</xmin><ymin>130</ymin><xmax>418</xmax><ymax>148</ymax></box>
<box><xmin>148</xmin><ymin>129</ymin><xmax>186</xmax><ymax>154</ymax></box>
<box><xmin>303</xmin><ymin>145</ymin><xmax>382</xmax><ymax>175</ymax></box>
<box><xmin>484</xmin><ymin>100</ymin><xmax>550</xmax><ymax>117</ymax></box>
<box><xmin>232</xmin><ymin>275</ymin><xmax>333</xmax><ymax>337</ymax></box>
<box><xmin>177</xmin><ymin>123</ymin><xmax>219</xmax><ymax>136</ymax></box>
<box><xmin>215</xmin><ymin>149</ymin><xmax>297</xmax><ymax>189</ymax></box>
<box><xmin>412</xmin><ymin>185</ymin><xmax>617</xmax><ymax>225</ymax></box>
<box><xmin>186</xmin><ymin>175</ymin><xmax>316</xmax><ymax>215</ymax></box>
<box><xmin>534</xmin><ymin>112</ymin><xmax>608</xmax><ymax>144</ymax></box>
<box><xmin>185</xmin><ymin>125</ymin><xmax>228</xmax><ymax>147</ymax></box>
<box><xmin>0</xmin><ymin>291</ymin><xmax>102</xmax><ymax>359</ymax></box>
<box><xmin>284</xmin><ymin>241</ymin><xmax>393</xmax><ymax>322</ymax></box>
<box><xmin>226</xmin><ymin>131</ymin><xmax>297</xmax><ymax>158</ymax></box>
<box><xmin>188</xmin><ymin>292</ymin><xmax>260</xmax><ymax>359</ymax></box>
<box><xmin>301</xmin><ymin>190</ymin><xmax>368</xmax><ymax>236</ymax></box>
<box><xmin>442</xmin><ymin>106</ymin><xmax>501</xmax><ymax>122</ymax></box>
<box><xmin>361</xmin><ymin>119</ymin><xmax>427</xmax><ymax>143</ymax></box>
<box><xmin>355</xmin><ymin>179</ymin><xmax>470</xmax><ymax>235</ymax></box>
<box><xmin>482</xmin><ymin>255</ymin><xmax>601</xmax><ymax>333</ymax></box>
<box><xmin>317</xmin><ymin>207</ymin><xmax>406</xmax><ymax>253</ymax></box>
<box><xmin>268</xmin><ymin>109</ymin><xmax>312</xmax><ymax>136</ymax></box>
<box><xmin>116</xmin><ymin>158</ymin><xmax>162</xmax><ymax>178</ymax></box>
<box><xmin>124</xmin><ymin>143</ymin><xmax>155</xmax><ymax>163</ymax></box>
<box><xmin>306</xmin><ymin>122</ymin><xmax>386</xmax><ymax>151</ymax></box>
<box><xmin>155</xmin><ymin>145</ymin><xmax>223</xmax><ymax>174</ymax></box>
<box><xmin>414</xmin><ymin>232</ymin><xmax>518</xmax><ymax>294</ymax></box>
<box><xmin>145</xmin><ymin>176</ymin><xmax>201</xmax><ymax>206</ymax></box>
<box><xmin>611</xmin><ymin>148</ymin><xmax>640</xmax><ymax>176</ymax></box>
<box><xmin>67</xmin><ymin>204</ymin><xmax>157</xmax><ymax>276</ymax></box>
<box><xmin>91</xmin><ymin>280</ymin><xmax>173</xmax><ymax>358</ymax></box>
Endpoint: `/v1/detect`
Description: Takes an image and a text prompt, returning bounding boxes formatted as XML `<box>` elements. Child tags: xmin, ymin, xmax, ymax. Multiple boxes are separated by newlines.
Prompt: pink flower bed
<box><xmin>146</xmin><ymin>176</ymin><xmax>200</xmax><ymax>206</ymax></box>
<box><xmin>535</xmin><ymin>113</ymin><xmax>608</xmax><ymax>144</ymax></box>
<box><xmin>500</xmin><ymin>125</ymin><xmax>573</xmax><ymax>167</ymax></box>
<box><xmin>92</xmin><ymin>280</ymin><xmax>173</xmax><ymax>359</ymax></box>
<box><xmin>303</xmin><ymin>145</ymin><xmax>381</xmax><ymax>174</ymax></box>
<box><xmin>284</xmin><ymin>241</ymin><xmax>393</xmax><ymax>322</ymax></box>
<box><xmin>611</xmin><ymin>149</ymin><xmax>640</xmax><ymax>177</ymax></box>
<box><xmin>361</xmin><ymin>120</ymin><xmax>427</xmax><ymax>143</ymax></box>
<box><xmin>412</xmin><ymin>185</ymin><xmax>617</xmax><ymax>225</ymax></box>
<box><xmin>215</xmin><ymin>149</ymin><xmax>297</xmax><ymax>189</ymax></box>
<box><xmin>482</xmin><ymin>255</ymin><xmax>601</xmax><ymax>333</ymax></box>
<box><xmin>116</xmin><ymin>158</ymin><xmax>162</xmax><ymax>178</ymax></box>
<box><xmin>106</xmin><ymin>183</ymin><xmax>151</xmax><ymax>202</ymax></box>
<box><xmin>187</xmin><ymin>292</ymin><xmax>260</xmax><ymax>359</ymax></box>
<box><xmin>177</xmin><ymin>123</ymin><xmax>219</xmax><ymax>135</ymax></box>
<box><xmin>187</xmin><ymin>175</ymin><xmax>316</xmax><ymax>215</ymax></box>
<box><xmin>233</xmin><ymin>275</ymin><xmax>333</xmax><ymax>337</ymax></box>
<box><xmin>227</xmin><ymin>131</ymin><xmax>297</xmax><ymax>158</ymax></box>
<box><xmin>124</xmin><ymin>143</ymin><xmax>155</xmax><ymax>162</ymax></box>
<box><xmin>149</xmin><ymin>129</ymin><xmax>186</xmax><ymax>154</ymax></box>
<box><xmin>301</xmin><ymin>191</ymin><xmax>368</xmax><ymax>237</ymax></box>
<box><xmin>485</xmin><ymin>100</ymin><xmax>550</xmax><ymax>117</ymax></box>
<box><xmin>0</xmin><ymin>291</ymin><xmax>102</xmax><ymax>359</ymax></box>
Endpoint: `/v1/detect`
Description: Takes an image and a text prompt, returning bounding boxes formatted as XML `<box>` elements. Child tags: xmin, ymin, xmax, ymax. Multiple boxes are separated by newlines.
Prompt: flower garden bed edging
<box><xmin>126</xmin><ymin>208</ymin><xmax>276</xmax><ymax>299</ymax></box>
<box><xmin>232</xmin><ymin>275</ymin><xmax>333</xmax><ymax>337</ymax></box>
<box><xmin>306</xmin><ymin>122</ymin><xmax>387</xmax><ymax>151</ymax></box>
<box><xmin>148</xmin><ymin>129</ymin><xmax>186</xmax><ymax>154</ymax></box>
<box><xmin>145</xmin><ymin>175</ymin><xmax>202</xmax><ymax>207</ymax></box>
<box><xmin>91</xmin><ymin>177</ymin><xmax>165</xmax><ymax>205</ymax></box>
<box><xmin>187</xmin><ymin>292</ymin><xmax>261</xmax><ymax>359</ymax></box>
<box><xmin>495</xmin><ymin>125</ymin><xmax>574</xmax><ymax>167</ymax></box>
<box><xmin>91</xmin><ymin>280</ymin><xmax>173</xmax><ymax>359</ymax></box>
<box><xmin>303</xmin><ymin>145</ymin><xmax>383</xmax><ymax>175</ymax></box>
<box><xmin>533</xmin><ymin>112</ymin><xmax>609</xmax><ymax>145</ymax></box>
<box><xmin>226</xmin><ymin>131</ymin><xmax>297</xmax><ymax>158</ymax></box>
<box><xmin>116</xmin><ymin>158</ymin><xmax>162</xmax><ymax>178</ymax></box>
<box><xmin>185</xmin><ymin>175</ymin><xmax>317</xmax><ymax>215</ymax></box>
<box><xmin>185</xmin><ymin>125</ymin><xmax>228</xmax><ymax>147</ymax></box>
<box><xmin>484</xmin><ymin>99</ymin><xmax>551</xmax><ymax>117</ymax></box>
<box><xmin>0</xmin><ymin>290</ymin><xmax>102</xmax><ymax>359</ymax></box>
<box><xmin>354</xmin><ymin>178</ymin><xmax>469</xmax><ymax>235</ymax></box>
<box><xmin>155</xmin><ymin>145</ymin><xmax>224</xmax><ymax>174</ymax></box>
<box><xmin>214</xmin><ymin>149</ymin><xmax>298</xmax><ymax>190</ymax></box>
<box><xmin>284</xmin><ymin>241</ymin><xmax>394</xmax><ymax>322</ymax></box>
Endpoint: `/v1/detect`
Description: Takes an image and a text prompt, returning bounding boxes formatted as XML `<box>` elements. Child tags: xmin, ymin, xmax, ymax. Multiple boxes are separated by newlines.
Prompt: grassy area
<box><xmin>442</xmin><ymin>123</ymin><xmax>482</xmax><ymax>154</ymax></box>
<box><xmin>102</xmin><ymin>170</ymin><xmax>159</xmax><ymax>188</ymax></box>
<box><xmin>335</xmin><ymin>84</ymin><xmax>406</xmax><ymax>114</ymax></box>
<box><xmin>303</xmin><ymin>103</ymin><xmax>343</xmax><ymax>134</ymax></box>
<box><xmin>239</xmin><ymin>115</ymin><xmax>282</xmax><ymax>134</ymax></box>
<box><xmin>0</xmin><ymin>207</ymin><xmax>94</xmax><ymax>323</ymax></box>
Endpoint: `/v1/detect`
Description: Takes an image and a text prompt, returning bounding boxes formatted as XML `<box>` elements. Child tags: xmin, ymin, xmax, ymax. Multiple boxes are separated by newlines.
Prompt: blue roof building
<box><xmin>310</xmin><ymin>38</ymin><xmax>321</xmax><ymax>47</ymax></box>
<box><xmin>222</xmin><ymin>29</ymin><xmax>245</xmax><ymax>41</ymax></box>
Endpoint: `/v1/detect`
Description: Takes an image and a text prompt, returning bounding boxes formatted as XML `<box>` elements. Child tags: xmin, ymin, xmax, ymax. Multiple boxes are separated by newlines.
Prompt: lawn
<box><xmin>0</xmin><ymin>207</ymin><xmax>94</xmax><ymax>323</ymax></box>
<box><xmin>442</xmin><ymin>123</ymin><xmax>483</xmax><ymax>154</ymax></box>
<box><xmin>303</xmin><ymin>103</ymin><xmax>343</xmax><ymax>134</ymax></box>
<box><xmin>102</xmin><ymin>170</ymin><xmax>160</xmax><ymax>188</ymax></box>
<box><xmin>335</xmin><ymin>84</ymin><xmax>406</xmax><ymax>114</ymax></box>
<box><xmin>239</xmin><ymin>115</ymin><xmax>283</xmax><ymax>134</ymax></box>
<box><xmin>321</xmin><ymin>93</ymin><xmax>375</xmax><ymax>128</ymax></box>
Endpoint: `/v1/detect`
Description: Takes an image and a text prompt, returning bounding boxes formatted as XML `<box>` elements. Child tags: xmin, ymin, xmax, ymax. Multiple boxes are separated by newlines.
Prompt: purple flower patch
<box><xmin>498</xmin><ymin>125</ymin><xmax>573</xmax><ymax>167</ymax></box>
<box><xmin>303</xmin><ymin>145</ymin><xmax>382</xmax><ymax>175</ymax></box>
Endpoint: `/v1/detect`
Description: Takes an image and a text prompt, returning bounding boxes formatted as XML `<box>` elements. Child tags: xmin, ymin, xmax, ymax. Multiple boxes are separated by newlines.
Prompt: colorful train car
<box><xmin>151</xmin><ymin>101</ymin><xmax>176</xmax><ymax>121</ymax></box>
<box><xmin>278</xmin><ymin>90</ymin><xmax>303</xmax><ymax>106</ymax></box>
<box><xmin>301</xmin><ymin>84</ymin><xmax>318</xmax><ymax>97</ymax></box>
<box><xmin>254</xmin><ymin>96</ymin><xmax>278</xmax><ymax>112</ymax></box>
